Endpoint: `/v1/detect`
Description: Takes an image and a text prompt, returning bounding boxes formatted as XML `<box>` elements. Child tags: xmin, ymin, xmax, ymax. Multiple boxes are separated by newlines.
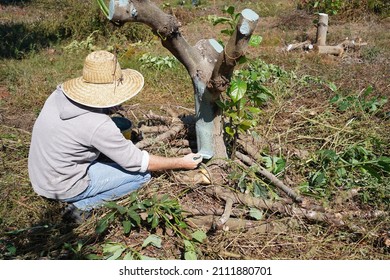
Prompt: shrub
<box><xmin>297</xmin><ymin>0</ymin><xmax>390</xmax><ymax>18</ymax></box>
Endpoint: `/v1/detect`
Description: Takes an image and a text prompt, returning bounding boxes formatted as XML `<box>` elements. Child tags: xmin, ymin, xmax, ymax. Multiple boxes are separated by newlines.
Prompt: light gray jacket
<box><xmin>28</xmin><ymin>85</ymin><xmax>149</xmax><ymax>200</ymax></box>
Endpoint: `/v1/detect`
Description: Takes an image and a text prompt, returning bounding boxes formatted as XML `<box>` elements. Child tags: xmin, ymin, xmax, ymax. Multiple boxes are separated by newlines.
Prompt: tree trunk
<box><xmin>316</xmin><ymin>13</ymin><xmax>328</xmax><ymax>46</ymax></box>
<box><xmin>108</xmin><ymin>0</ymin><xmax>259</xmax><ymax>160</ymax></box>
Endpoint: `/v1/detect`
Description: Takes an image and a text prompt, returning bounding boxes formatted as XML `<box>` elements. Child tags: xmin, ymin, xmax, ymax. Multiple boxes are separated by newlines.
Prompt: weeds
<box><xmin>298</xmin><ymin>0</ymin><xmax>390</xmax><ymax>18</ymax></box>
<box><xmin>329</xmin><ymin>85</ymin><xmax>388</xmax><ymax>115</ymax></box>
<box><xmin>300</xmin><ymin>144</ymin><xmax>390</xmax><ymax>203</ymax></box>
<box><xmin>139</xmin><ymin>53</ymin><xmax>179</xmax><ymax>70</ymax></box>
<box><xmin>93</xmin><ymin>192</ymin><xmax>206</xmax><ymax>260</ymax></box>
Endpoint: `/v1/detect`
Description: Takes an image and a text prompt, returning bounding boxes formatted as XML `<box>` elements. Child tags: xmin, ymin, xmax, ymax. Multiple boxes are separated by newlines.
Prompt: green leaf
<box><xmin>274</xmin><ymin>157</ymin><xmax>286</xmax><ymax>174</ymax></box>
<box><xmin>378</xmin><ymin>156</ymin><xmax>390</xmax><ymax>172</ymax></box>
<box><xmin>216</xmin><ymin>100</ymin><xmax>226</xmax><ymax>109</ymax></box>
<box><xmin>123</xmin><ymin>252</ymin><xmax>134</xmax><ymax>260</ymax></box>
<box><xmin>128</xmin><ymin>210</ymin><xmax>141</xmax><ymax>225</ymax></box>
<box><xmin>362</xmin><ymin>85</ymin><xmax>373</xmax><ymax>97</ymax></box>
<box><xmin>142</xmin><ymin>234</ymin><xmax>162</xmax><ymax>248</ymax></box>
<box><xmin>212</xmin><ymin>17</ymin><xmax>231</xmax><ymax>26</ymax></box>
<box><xmin>191</xmin><ymin>230</ymin><xmax>207</xmax><ymax>243</ymax></box>
<box><xmin>183</xmin><ymin>240</ymin><xmax>197</xmax><ymax>260</ymax></box>
<box><xmin>330</xmin><ymin>94</ymin><xmax>340</xmax><ymax>104</ymax></box>
<box><xmin>362</xmin><ymin>165</ymin><xmax>381</xmax><ymax>180</ymax></box>
<box><xmin>122</xmin><ymin>220</ymin><xmax>132</xmax><ymax>234</ymax></box>
<box><xmin>249</xmin><ymin>35</ymin><xmax>262</xmax><ymax>47</ymax></box>
<box><xmin>238</xmin><ymin>119</ymin><xmax>255</xmax><ymax>131</ymax></box>
<box><xmin>311</xmin><ymin>171</ymin><xmax>326</xmax><ymax>186</ymax></box>
<box><xmin>328</xmin><ymin>82</ymin><xmax>338</xmax><ymax>92</ymax></box>
<box><xmin>104</xmin><ymin>201</ymin><xmax>127</xmax><ymax>214</ymax></box>
<box><xmin>95</xmin><ymin>212</ymin><xmax>115</xmax><ymax>234</ymax></box>
<box><xmin>102</xmin><ymin>243</ymin><xmax>125</xmax><ymax>260</ymax></box>
<box><xmin>221</xmin><ymin>29</ymin><xmax>233</xmax><ymax>36</ymax></box>
<box><xmin>336</xmin><ymin>167</ymin><xmax>347</xmax><ymax>178</ymax></box>
<box><xmin>225</xmin><ymin>6</ymin><xmax>235</xmax><ymax>16</ymax></box>
<box><xmin>229</xmin><ymin>80</ymin><xmax>247</xmax><ymax>103</ymax></box>
<box><xmin>225</xmin><ymin>126</ymin><xmax>235</xmax><ymax>137</ymax></box>
<box><xmin>248</xmin><ymin>107</ymin><xmax>261</xmax><ymax>114</ymax></box>
<box><xmin>185</xmin><ymin>251</ymin><xmax>197</xmax><ymax>260</ymax></box>
<box><xmin>151</xmin><ymin>215</ymin><xmax>159</xmax><ymax>229</ymax></box>
<box><xmin>249</xmin><ymin>207</ymin><xmax>263</xmax><ymax>220</ymax></box>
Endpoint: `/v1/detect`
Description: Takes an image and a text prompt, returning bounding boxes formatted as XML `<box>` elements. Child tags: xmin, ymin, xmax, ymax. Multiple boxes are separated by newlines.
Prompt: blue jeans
<box><xmin>63</xmin><ymin>161</ymin><xmax>151</xmax><ymax>210</ymax></box>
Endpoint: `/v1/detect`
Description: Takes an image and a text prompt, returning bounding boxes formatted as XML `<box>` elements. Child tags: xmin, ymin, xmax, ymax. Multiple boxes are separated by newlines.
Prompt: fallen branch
<box><xmin>135</xmin><ymin>115</ymin><xmax>184</xmax><ymax>149</ymax></box>
<box><xmin>138</xmin><ymin>125</ymin><xmax>169</xmax><ymax>134</ymax></box>
<box><xmin>186</xmin><ymin>215</ymin><xmax>288</xmax><ymax>233</ymax></box>
<box><xmin>203</xmin><ymin>185</ymin><xmax>345</xmax><ymax>227</ymax></box>
<box><xmin>235</xmin><ymin>151</ymin><xmax>303</xmax><ymax>203</ymax></box>
<box><xmin>286</xmin><ymin>40</ymin><xmax>313</xmax><ymax>52</ymax></box>
<box><xmin>216</xmin><ymin>197</ymin><xmax>234</xmax><ymax>229</ymax></box>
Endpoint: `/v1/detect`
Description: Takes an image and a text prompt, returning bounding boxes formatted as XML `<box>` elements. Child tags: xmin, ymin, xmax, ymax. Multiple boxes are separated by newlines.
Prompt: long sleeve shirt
<box><xmin>28</xmin><ymin>85</ymin><xmax>149</xmax><ymax>200</ymax></box>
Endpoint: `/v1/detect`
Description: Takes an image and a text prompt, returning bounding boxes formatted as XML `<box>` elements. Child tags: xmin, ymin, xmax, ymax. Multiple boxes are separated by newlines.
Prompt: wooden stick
<box><xmin>235</xmin><ymin>151</ymin><xmax>303</xmax><ymax>203</ymax></box>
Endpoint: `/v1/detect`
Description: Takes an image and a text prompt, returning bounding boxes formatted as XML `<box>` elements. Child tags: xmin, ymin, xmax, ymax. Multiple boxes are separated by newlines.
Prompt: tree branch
<box><xmin>109</xmin><ymin>0</ymin><xmax>200</xmax><ymax>73</ymax></box>
<box><xmin>210</xmin><ymin>9</ymin><xmax>259</xmax><ymax>93</ymax></box>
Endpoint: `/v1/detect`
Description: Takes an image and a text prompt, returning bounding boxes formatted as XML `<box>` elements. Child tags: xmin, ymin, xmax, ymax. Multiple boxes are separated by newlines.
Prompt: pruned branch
<box><xmin>235</xmin><ymin>151</ymin><xmax>303</xmax><ymax>203</ymax></box>
<box><xmin>210</xmin><ymin>9</ymin><xmax>259</xmax><ymax>93</ymax></box>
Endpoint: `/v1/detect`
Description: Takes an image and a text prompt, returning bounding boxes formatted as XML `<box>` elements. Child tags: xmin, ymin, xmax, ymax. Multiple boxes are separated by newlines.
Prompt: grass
<box><xmin>1</xmin><ymin>0</ymin><xmax>389</xmax><ymax>260</ymax></box>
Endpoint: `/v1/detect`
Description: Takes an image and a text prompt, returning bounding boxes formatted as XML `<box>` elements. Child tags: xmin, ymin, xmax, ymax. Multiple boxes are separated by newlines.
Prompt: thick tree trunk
<box><xmin>108</xmin><ymin>1</ymin><xmax>259</xmax><ymax>160</ymax></box>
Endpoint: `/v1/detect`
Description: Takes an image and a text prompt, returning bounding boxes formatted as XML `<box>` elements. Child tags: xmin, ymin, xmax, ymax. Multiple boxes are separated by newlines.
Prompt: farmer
<box><xmin>28</xmin><ymin>50</ymin><xmax>202</xmax><ymax>222</ymax></box>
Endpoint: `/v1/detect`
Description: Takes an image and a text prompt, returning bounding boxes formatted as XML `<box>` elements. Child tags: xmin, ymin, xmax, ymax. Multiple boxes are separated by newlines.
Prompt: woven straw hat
<box><xmin>62</xmin><ymin>50</ymin><xmax>144</xmax><ymax>108</ymax></box>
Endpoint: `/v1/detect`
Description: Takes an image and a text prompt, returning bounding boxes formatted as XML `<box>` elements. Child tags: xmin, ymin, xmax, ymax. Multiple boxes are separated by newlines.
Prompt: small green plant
<box><xmin>217</xmin><ymin>79</ymin><xmax>261</xmax><ymax>156</ymax></box>
<box><xmin>298</xmin><ymin>0</ymin><xmax>345</xmax><ymax>15</ymax></box>
<box><xmin>95</xmin><ymin>192</ymin><xmax>206</xmax><ymax>260</ymax></box>
<box><xmin>218</xmin><ymin>59</ymin><xmax>291</xmax><ymax>157</ymax></box>
<box><xmin>63</xmin><ymin>30</ymin><xmax>100</xmax><ymax>52</ymax></box>
<box><xmin>300</xmin><ymin>145</ymin><xmax>390</xmax><ymax>205</ymax></box>
<box><xmin>0</xmin><ymin>239</ymin><xmax>17</xmax><ymax>258</ymax></box>
<box><xmin>139</xmin><ymin>53</ymin><xmax>178</xmax><ymax>70</ymax></box>
<box><xmin>330</xmin><ymin>85</ymin><xmax>388</xmax><ymax>114</ymax></box>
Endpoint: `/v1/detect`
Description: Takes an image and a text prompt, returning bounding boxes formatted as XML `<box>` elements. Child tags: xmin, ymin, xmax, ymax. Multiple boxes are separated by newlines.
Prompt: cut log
<box><xmin>314</xmin><ymin>45</ymin><xmax>344</xmax><ymax>56</ymax></box>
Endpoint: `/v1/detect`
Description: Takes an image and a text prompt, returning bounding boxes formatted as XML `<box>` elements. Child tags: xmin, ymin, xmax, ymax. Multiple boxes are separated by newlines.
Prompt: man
<box><xmin>28</xmin><ymin>50</ymin><xmax>202</xmax><ymax>222</ymax></box>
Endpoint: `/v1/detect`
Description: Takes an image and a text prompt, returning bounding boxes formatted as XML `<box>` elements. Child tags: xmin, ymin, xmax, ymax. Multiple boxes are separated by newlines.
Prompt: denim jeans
<box><xmin>63</xmin><ymin>161</ymin><xmax>151</xmax><ymax>210</ymax></box>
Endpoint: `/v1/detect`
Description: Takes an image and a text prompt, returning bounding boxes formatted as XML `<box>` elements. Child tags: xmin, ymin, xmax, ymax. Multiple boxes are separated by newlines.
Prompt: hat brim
<box><xmin>62</xmin><ymin>69</ymin><xmax>144</xmax><ymax>108</ymax></box>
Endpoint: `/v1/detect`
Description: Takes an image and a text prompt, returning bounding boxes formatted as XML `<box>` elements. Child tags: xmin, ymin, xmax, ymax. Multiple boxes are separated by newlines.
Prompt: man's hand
<box><xmin>181</xmin><ymin>153</ymin><xmax>203</xmax><ymax>169</ymax></box>
<box><xmin>147</xmin><ymin>153</ymin><xmax>203</xmax><ymax>171</ymax></box>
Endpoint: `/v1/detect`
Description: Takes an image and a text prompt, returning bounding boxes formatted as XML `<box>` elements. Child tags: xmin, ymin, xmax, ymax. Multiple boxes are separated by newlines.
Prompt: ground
<box><xmin>0</xmin><ymin>0</ymin><xmax>389</xmax><ymax>260</ymax></box>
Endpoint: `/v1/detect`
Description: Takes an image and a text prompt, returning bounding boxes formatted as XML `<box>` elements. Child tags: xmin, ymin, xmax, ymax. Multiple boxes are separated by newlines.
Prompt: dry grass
<box><xmin>1</xmin><ymin>0</ymin><xmax>389</xmax><ymax>260</ymax></box>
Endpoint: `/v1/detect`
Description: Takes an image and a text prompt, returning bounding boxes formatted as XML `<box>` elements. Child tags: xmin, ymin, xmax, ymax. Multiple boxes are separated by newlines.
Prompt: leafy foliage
<box><xmin>298</xmin><ymin>0</ymin><xmax>390</xmax><ymax>17</ymax></box>
<box><xmin>329</xmin><ymin>86</ymin><xmax>388</xmax><ymax>115</ymax></box>
<box><xmin>139</xmin><ymin>53</ymin><xmax>179</xmax><ymax>70</ymax></box>
<box><xmin>94</xmin><ymin>192</ymin><xmax>205</xmax><ymax>260</ymax></box>
<box><xmin>300</xmin><ymin>144</ymin><xmax>390</xmax><ymax>206</ymax></box>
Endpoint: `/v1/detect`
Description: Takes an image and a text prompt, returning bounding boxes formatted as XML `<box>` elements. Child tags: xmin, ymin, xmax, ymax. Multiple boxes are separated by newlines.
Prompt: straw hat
<box><xmin>62</xmin><ymin>50</ymin><xmax>144</xmax><ymax>108</ymax></box>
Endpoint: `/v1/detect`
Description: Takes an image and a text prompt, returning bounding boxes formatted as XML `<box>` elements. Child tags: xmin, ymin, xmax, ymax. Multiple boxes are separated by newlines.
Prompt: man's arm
<box><xmin>147</xmin><ymin>153</ymin><xmax>202</xmax><ymax>171</ymax></box>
